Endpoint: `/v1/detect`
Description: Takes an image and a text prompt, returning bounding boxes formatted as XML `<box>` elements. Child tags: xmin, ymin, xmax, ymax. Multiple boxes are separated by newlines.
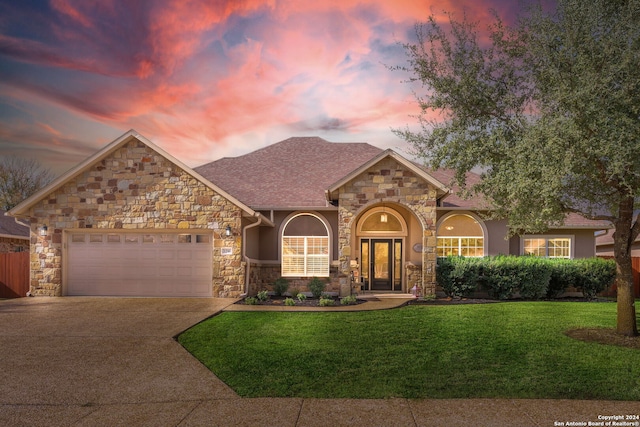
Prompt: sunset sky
<box><xmin>0</xmin><ymin>0</ymin><xmax>530</xmax><ymax>176</ymax></box>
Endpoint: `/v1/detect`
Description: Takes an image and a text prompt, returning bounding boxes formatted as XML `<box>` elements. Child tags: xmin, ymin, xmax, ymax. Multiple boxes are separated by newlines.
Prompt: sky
<box><xmin>0</xmin><ymin>0</ymin><xmax>526</xmax><ymax>177</ymax></box>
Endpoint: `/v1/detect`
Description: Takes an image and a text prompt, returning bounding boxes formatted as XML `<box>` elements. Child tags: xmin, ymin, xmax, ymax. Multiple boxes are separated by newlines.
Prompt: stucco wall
<box><xmin>27</xmin><ymin>139</ymin><xmax>244</xmax><ymax>297</ymax></box>
<box><xmin>256</xmin><ymin>210</ymin><xmax>338</xmax><ymax>262</ymax></box>
<box><xmin>509</xmin><ymin>229</ymin><xmax>597</xmax><ymax>258</ymax></box>
<box><xmin>435</xmin><ymin>210</ymin><xmax>598</xmax><ymax>259</ymax></box>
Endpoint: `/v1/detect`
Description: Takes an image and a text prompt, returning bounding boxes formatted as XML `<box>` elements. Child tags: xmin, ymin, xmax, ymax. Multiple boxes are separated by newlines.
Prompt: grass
<box><xmin>178</xmin><ymin>302</ymin><xmax>640</xmax><ymax>400</ymax></box>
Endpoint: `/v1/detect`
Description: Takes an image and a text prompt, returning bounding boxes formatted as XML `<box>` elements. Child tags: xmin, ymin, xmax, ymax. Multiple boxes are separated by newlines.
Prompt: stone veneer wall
<box><xmin>336</xmin><ymin>157</ymin><xmax>438</xmax><ymax>295</ymax></box>
<box><xmin>405</xmin><ymin>263</ymin><xmax>422</xmax><ymax>295</ymax></box>
<box><xmin>27</xmin><ymin>139</ymin><xmax>244</xmax><ymax>297</ymax></box>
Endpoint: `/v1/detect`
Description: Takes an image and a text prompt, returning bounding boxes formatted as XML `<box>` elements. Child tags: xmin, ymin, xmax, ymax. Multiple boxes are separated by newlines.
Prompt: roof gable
<box><xmin>8</xmin><ymin>130</ymin><xmax>268</xmax><ymax>224</ymax></box>
<box><xmin>326</xmin><ymin>149</ymin><xmax>450</xmax><ymax>201</ymax></box>
<box><xmin>195</xmin><ymin>137</ymin><xmax>384</xmax><ymax>208</ymax></box>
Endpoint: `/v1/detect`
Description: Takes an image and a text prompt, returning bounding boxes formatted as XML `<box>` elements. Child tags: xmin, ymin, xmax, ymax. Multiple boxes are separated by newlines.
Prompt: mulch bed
<box><xmin>565</xmin><ymin>328</ymin><xmax>640</xmax><ymax>350</ymax></box>
<box><xmin>409</xmin><ymin>296</ymin><xmax>613</xmax><ymax>305</ymax></box>
<box><xmin>236</xmin><ymin>296</ymin><xmax>367</xmax><ymax>307</ymax></box>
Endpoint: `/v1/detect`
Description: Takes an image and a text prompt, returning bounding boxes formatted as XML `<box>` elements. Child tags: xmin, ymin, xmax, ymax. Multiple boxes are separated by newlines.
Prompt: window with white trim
<box><xmin>282</xmin><ymin>214</ymin><xmax>329</xmax><ymax>277</ymax></box>
<box><xmin>437</xmin><ymin>214</ymin><xmax>484</xmax><ymax>257</ymax></box>
<box><xmin>522</xmin><ymin>236</ymin><xmax>572</xmax><ymax>258</ymax></box>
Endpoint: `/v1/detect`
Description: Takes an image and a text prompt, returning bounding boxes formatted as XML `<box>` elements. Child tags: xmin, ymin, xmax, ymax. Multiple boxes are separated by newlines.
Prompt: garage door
<box><xmin>66</xmin><ymin>231</ymin><xmax>213</xmax><ymax>297</ymax></box>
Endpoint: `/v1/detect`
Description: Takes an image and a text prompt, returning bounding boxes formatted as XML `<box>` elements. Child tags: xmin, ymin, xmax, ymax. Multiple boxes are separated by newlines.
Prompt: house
<box><xmin>596</xmin><ymin>229</ymin><xmax>640</xmax><ymax>257</ymax></box>
<box><xmin>0</xmin><ymin>209</ymin><xmax>29</xmax><ymax>253</ymax></box>
<box><xmin>7</xmin><ymin>130</ymin><xmax>610</xmax><ymax>298</ymax></box>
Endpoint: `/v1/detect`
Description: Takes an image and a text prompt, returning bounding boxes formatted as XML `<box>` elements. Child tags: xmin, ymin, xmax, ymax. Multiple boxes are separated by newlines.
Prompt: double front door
<box><xmin>360</xmin><ymin>239</ymin><xmax>402</xmax><ymax>291</ymax></box>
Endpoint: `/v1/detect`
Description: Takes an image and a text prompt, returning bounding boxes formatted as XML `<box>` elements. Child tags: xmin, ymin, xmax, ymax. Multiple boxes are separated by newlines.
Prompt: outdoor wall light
<box><xmin>380</xmin><ymin>213</ymin><xmax>388</xmax><ymax>223</ymax></box>
<box><xmin>39</xmin><ymin>225</ymin><xmax>48</xmax><ymax>236</ymax></box>
<box><xmin>225</xmin><ymin>225</ymin><xmax>232</xmax><ymax>237</ymax></box>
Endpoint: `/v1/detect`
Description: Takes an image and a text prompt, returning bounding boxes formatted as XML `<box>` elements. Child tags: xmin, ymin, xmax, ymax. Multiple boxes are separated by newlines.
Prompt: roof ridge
<box><xmin>196</xmin><ymin>137</ymin><xmax>379</xmax><ymax>169</ymax></box>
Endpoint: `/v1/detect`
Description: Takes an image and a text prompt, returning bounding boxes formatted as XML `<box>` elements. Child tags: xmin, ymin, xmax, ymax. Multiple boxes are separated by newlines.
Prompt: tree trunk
<box><xmin>612</xmin><ymin>201</ymin><xmax>639</xmax><ymax>337</ymax></box>
<box><xmin>614</xmin><ymin>251</ymin><xmax>638</xmax><ymax>337</ymax></box>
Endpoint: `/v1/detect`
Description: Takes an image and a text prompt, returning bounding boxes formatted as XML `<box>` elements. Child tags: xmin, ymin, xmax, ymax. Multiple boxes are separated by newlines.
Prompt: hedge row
<box><xmin>436</xmin><ymin>256</ymin><xmax>616</xmax><ymax>300</ymax></box>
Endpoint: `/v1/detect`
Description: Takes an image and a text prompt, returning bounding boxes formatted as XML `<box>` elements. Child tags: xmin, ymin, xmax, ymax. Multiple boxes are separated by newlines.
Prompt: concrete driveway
<box><xmin>1</xmin><ymin>297</ymin><xmax>639</xmax><ymax>426</ymax></box>
<box><xmin>0</xmin><ymin>297</ymin><xmax>242</xmax><ymax>426</ymax></box>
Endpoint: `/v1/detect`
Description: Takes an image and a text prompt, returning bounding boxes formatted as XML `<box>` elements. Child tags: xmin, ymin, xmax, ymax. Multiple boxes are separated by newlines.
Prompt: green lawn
<box><xmin>178</xmin><ymin>302</ymin><xmax>640</xmax><ymax>400</ymax></box>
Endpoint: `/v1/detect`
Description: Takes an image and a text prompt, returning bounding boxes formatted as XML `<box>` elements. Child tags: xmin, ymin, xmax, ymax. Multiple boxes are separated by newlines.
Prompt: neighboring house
<box><xmin>0</xmin><ymin>209</ymin><xmax>29</xmax><ymax>253</ymax></box>
<box><xmin>595</xmin><ymin>229</ymin><xmax>640</xmax><ymax>298</ymax></box>
<box><xmin>596</xmin><ymin>229</ymin><xmax>640</xmax><ymax>257</ymax></box>
<box><xmin>7</xmin><ymin>130</ymin><xmax>610</xmax><ymax>298</ymax></box>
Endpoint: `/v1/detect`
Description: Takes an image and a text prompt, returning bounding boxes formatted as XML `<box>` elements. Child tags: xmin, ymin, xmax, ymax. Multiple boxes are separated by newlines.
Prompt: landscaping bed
<box><xmin>408</xmin><ymin>296</ymin><xmax>613</xmax><ymax>305</ymax></box>
<box><xmin>236</xmin><ymin>295</ymin><xmax>366</xmax><ymax>307</ymax></box>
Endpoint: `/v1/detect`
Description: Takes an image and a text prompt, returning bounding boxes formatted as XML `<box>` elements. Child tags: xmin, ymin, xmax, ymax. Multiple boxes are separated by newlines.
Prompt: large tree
<box><xmin>0</xmin><ymin>156</ymin><xmax>53</xmax><ymax>211</ymax></box>
<box><xmin>396</xmin><ymin>0</ymin><xmax>640</xmax><ymax>335</ymax></box>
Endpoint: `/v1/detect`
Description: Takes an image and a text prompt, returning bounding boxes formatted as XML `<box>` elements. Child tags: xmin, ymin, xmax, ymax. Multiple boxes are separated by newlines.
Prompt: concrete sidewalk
<box><xmin>1</xmin><ymin>297</ymin><xmax>638</xmax><ymax>426</ymax></box>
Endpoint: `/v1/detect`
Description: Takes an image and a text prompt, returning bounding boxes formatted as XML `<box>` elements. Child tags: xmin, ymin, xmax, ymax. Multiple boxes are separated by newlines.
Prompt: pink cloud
<box><xmin>0</xmin><ymin>0</ymin><xmax>526</xmax><ymax>174</ymax></box>
<box><xmin>50</xmin><ymin>0</ymin><xmax>94</xmax><ymax>28</ymax></box>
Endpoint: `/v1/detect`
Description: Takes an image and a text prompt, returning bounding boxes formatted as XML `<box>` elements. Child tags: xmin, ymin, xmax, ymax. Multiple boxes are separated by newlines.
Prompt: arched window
<box><xmin>356</xmin><ymin>207</ymin><xmax>407</xmax><ymax>236</ymax></box>
<box><xmin>281</xmin><ymin>213</ymin><xmax>330</xmax><ymax>277</ymax></box>
<box><xmin>437</xmin><ymin>214</ymin><xmax>484</xmax><ymax>257</ymax></box>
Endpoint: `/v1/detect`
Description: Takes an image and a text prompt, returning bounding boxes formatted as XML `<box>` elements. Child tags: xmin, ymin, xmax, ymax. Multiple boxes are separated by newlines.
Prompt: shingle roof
<box><xmin>0</xmin><ymin>210</ymin><xmax>29</xmax><ymax>238</ymax></box>
<box><xmin>195</xmin><ymin>137</ymin><xmax>383</xmax><ymax>208</ymax></box>
<box><xmin>425</xmin><ymin>168</ymin><xmax>484</xmax><ymax>209</ymax></box>
<box><xmin>560</xmin><ymin>212</ymin><xmax>611</xmax><ymax>229</ymax></box>
<box><xmin>194</xmin><ymin>136</ymin><xmax>612</xmax><ymax>230</ymax></box>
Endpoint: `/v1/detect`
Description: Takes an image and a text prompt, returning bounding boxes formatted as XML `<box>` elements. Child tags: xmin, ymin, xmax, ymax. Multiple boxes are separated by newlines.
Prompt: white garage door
<box><xmin>67</xmin><ymin>231</ymin><xmax>213</xmax><ymax>297</ymax></box>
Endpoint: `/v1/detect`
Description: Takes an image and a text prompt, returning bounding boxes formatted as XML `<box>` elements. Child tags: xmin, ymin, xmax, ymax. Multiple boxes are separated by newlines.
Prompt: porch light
<box><xmin>225</xmin><ymin>225</ymin><xmax>232</xmax><ymax>237</ymax></box>
<box><xmin>39</xmin><ymin>225</ymin><xmax>48</xmax><ymax>236</ymax></box>
<box><xmin>380</xmin><ymin>213</ymin><xmax>388</xmax><ymax>223</ymax></box>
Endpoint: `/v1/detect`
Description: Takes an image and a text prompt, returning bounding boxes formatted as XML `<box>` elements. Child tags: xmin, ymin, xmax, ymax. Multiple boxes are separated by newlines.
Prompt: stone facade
<box><xmin>27</xmin><ymin>139</ymin><xmax>244</xmax><ymax>297</ymax></box>
<box><xmin>335</xmin><ymin>157</ymin><xmax>438</xmax><ymax>295</ymax></box>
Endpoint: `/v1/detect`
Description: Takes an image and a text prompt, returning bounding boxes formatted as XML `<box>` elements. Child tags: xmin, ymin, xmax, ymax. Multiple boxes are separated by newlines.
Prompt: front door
<box><xmin>372</xmin><ymin>239</ymin><xmax>392</xmax><ymax>290</ymax></box>
<box><xmin>360</xmin><ymin>239</ymin><xmax>402</xmax><ymax>291</ymax></box>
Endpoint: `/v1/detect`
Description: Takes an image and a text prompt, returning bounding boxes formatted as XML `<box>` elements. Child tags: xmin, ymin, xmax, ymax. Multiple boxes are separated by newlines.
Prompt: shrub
<box><xmin>547</xmin><ymin>259</ymin><xmax>576</xmax><ymax>298</ymax></box>
<box><xmin>484</xmin><ymin>256</ymin><xmax>529</xmax><ymax>300</ymax></box>
<box><xmin>244</xmin><ymin>297</ymin><xmax>258</xmax><ymax>305</ymax></box>
<box><xmin>308</xmin><ymin>277</ymin><xmax>327</xmax><ymax>298</ymax></box>
<box><xmin>256</xmin><ymin>290</ymin><xmax>269</xmax><ymax>302</ymax></box>
<box><xmin>284</xmin><ymin>297</ymin><xmax>296</xmax><ymax>306</ymax></box>
<box><xmin>436</xmin><ymin>255</ymin><xmax>614</xmax><ymax>301</ymax></box>
<box><xmin>450</xmin><ymin>257</ymin><xmax>480</xmax><ymax>298</ymax></box>
<box><xmin>482</xmin><ymin>256</ymin><xmax>551</xmax><ymax>300</ymax></box>
<box><xmin>436</xmin><ymin>257</ymin><xmax>455</xmax><ymax>294</ymax></box>
<box><xmin>319</xmin><ymin>295</ymin><xmax>335</xmax><ymax>306</ymax></box>
<box><xmin>341</xmin><ymin>294</ymin><xmax>358</xmax><ymax>305</ymax></box>
<box><xmin>296</xmin><ymin>293</ymin><xmax>307</xmax><ymax>302</ymax></box>
<box><xmin>289</xmin><ymin>287</ymin><xmax>300</xmax><ymax>298</ymax></box>
<box><xmin>436</xmin><ymin>257</ymin><xmax>481</xmax><ymax>298</ymax></box>
<box><xmin>574</xmin><ymin>258</ymin><xmax>616</xmax><ymax>299</ymax></box>
<box><xmin>517</xmin><ymin>257</ymin><xmax>551</xmax><ymax>300</ymax></box>
<box><xmin>272</xmin><ymin>278</ymin><xmax>290</xmax><ymax>296</ymax></box>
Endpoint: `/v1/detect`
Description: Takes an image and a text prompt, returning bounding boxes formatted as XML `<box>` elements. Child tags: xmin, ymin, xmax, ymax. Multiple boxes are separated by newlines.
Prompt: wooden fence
<box><xmin>0</xmin><ymin>252</ymin><xmax>29</xmax><ymax>299</ymax></box>
<box><xmin>598</xmin><ymin>256</ymin><xmax>640</xmax><ymax>298</ymax></box>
